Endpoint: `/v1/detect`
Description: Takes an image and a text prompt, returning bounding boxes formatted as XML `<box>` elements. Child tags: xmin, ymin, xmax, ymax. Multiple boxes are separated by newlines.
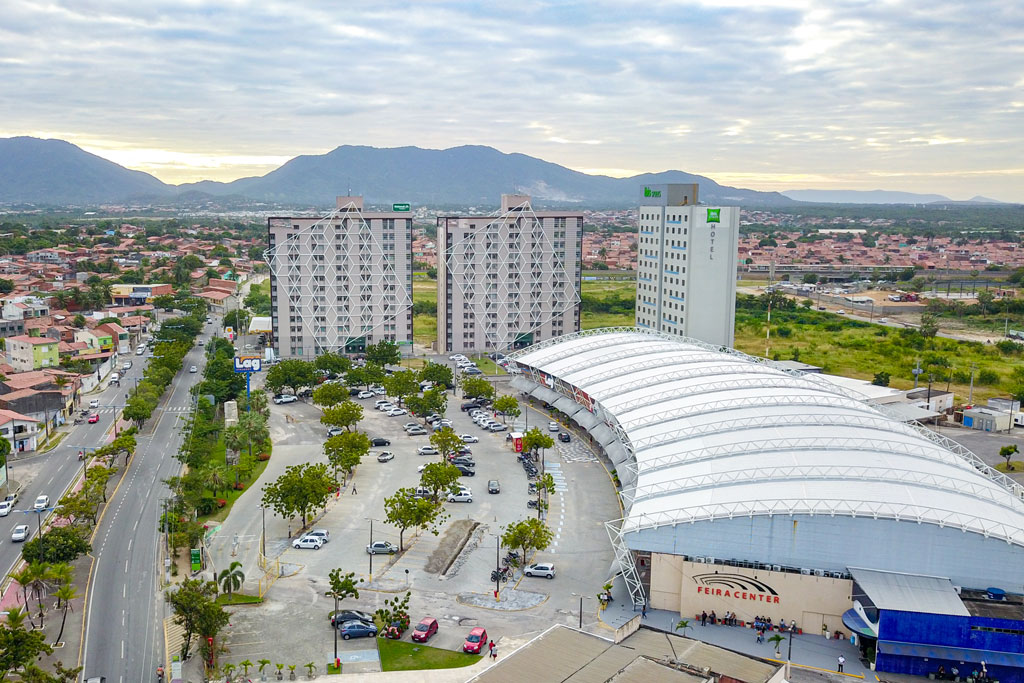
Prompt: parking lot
<box><xmin>216</xmin><ymin>359</ymin><xmax>621</xmax><ymax>671</ymax></box>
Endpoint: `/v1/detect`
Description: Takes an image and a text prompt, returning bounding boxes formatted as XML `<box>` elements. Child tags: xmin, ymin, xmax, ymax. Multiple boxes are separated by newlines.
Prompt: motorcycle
<box><xmin>527</xmin><ymin>499</ymin><xmax>540</xmax><ymax>509</ymax></box>
<box><xmin>489</xmin><ymin>566</ymin><xmax>511</xmax><ymax>583</ymax></box>
<box><xmin>73</xmin><ymin>417</ymin><xmax>84</xmax><ymax>425</ymax></box>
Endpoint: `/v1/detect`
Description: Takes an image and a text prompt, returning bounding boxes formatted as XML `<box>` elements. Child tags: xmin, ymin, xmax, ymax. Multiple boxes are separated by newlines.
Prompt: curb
<box><xmin>455</xmin><ymin>591</ymin><xmax>550</xmax><ymax>612</ymax></box>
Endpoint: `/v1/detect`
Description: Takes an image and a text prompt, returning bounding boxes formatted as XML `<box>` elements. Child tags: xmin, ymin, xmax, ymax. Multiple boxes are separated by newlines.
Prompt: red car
<box><xmin>463</xmin><ymin>626</ymin><xmax>487</xmax><ymax>654</ymax></box>
<box><xmin>411</xmin><ymin>617</ymin><xmax>438</xmax><ymax>643</ymax></box>
<box><xmin>384</xmin><ymin>613</ymin><xmax>410</xmax><ymax>640</ymax></box>
<box><xmin>88</xmin><ymin>414</ymin><xmax>99</xmax><ymax>423</ymax></box>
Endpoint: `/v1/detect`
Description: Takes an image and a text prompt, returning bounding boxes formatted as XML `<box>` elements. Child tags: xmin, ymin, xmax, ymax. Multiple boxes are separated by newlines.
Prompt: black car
<box><xmin>330</xmin><ymin>609</ymin><xmax>374</xmax><ymax>626</ymax></box>
<box><xmin>370</xmin><ymin>437</ymin><xmax>391</xmax><ymax>447</ymax></box>
<box><xmin>558</xmin><ymin>432</ymin><xmax>571</xmax><ymax>443</ymax></box>
<box><xmin>454</xmin><ymin>463</ymin><xmax>476</xmax><ymax>477</ymax></box>
<box><xmin>460</xmin><ymin>401</ymin><xmax>480</xmax><ymax>412</ymax></box>
<box><xmin>488</xmin><ymin>479</ymin><xmax>500</xmax><ymax>494</ymax></box>
<box><xmin>451</xmin><ymin>456</ymin><xmax>475</xmax><ymax>467</ymax></box>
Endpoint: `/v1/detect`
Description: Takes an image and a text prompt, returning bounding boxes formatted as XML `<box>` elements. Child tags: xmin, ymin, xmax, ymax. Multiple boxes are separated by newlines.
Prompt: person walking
<box><xmin>490</xmin><ymin>644</ymin><xmax>498</xmax><ymax>661</ymax></box>
<box><xmin>351</xmin><ymin>485</ymin><xmax>357</xmax><ymax>495</ymax></box>
<box><xmin>837</xmin><ymin>655</ymin><xmax>845</xmax><ymax>673</ymax></box>
<box><xmin>709</xmin><ymin>610</ymin><xmax>717</xmax><ymax>625</ymax></box>
<box><xmin>488</xmin><ymin>640</ymin><xmax>495</xmax><ymax>657</ymax></box>
<box><xmin>641</xmin><ymin>604</ymin><xmax>647</xmax><ymax>619</ymax></box>
<box><xmin>701</xmin><ymin>610</ymin><xmax>708</xmax><ymax>626</ymax></box>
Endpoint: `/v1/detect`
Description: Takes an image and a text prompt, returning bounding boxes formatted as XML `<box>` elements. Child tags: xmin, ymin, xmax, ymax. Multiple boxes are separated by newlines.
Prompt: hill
<box><xmin>782</xmin><ymin>189</ymin><xmax>951</xmax><ymax>204</ymax></box>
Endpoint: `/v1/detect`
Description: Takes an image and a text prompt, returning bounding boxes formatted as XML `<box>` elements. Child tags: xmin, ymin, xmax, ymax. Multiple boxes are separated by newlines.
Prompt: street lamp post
<box><xmin>495</xmin><ymin>536</ymin><xmax>501</xmax><ymax>600</ymax></box>
<box><xmin>571</xmin><ymin>593</ymin><xmax>592</xmax><ymax>630</ymax></box>
<box><xmin>261</xmin><ymin>506</ymin><xmax>267</xmax><ymax>558</ymax></box>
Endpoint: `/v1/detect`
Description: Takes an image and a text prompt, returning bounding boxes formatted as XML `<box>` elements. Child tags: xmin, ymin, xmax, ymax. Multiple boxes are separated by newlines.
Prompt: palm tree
<box><xmin>223</xmin><ymin>425</ymin><xmax>248</xmax><ymax>486</ymax></box>
<box><xmin>8</xmin><ymin>568</ymin><xmax>36</xmax><ymax>628</ymax></box>
<box><xmin>49</xmin><ymin>562</ymin><xmax>73</xmax><ymax>602</ymax></box>
<box><xmin>218</xmin><ymin>561</ymin><xmax>245</xmax><ymax>597</ymax></box>
<box><xmin>204</xmin><ymin>465</ymin><xmax>229</xmax><ymax>497</ymax></box>
<box><xmin>51</xmin><ymin>290</ymin><xmax>72</xmax><ymax>310</ymax></box>
<box><xmin>27</xmin><ymin>561</ymin><xmax>51</xmax><ymax>627</ymax></box>
<box><xmin>53</xmin><ymin>583</ymin><xmax>78</xmax><ymax>645</ymax></box>
<box><xmin>257</xmin><ymin>660</ymin><xmax>272</xmax><ymax>681</ymax></box>
<box><xmin>239</xmin><ymin>412</ymin><xmax>269</xmax><ymax>460</ymax></box>
<box><xmin>239</xmin><ymin>660</ymin><xmax>254</xmax><ymax>679</ymax></box>
<box><xmin>246</xmin><ymin>391</ymin><xmax>270</xmax><ymax>419</ymax></box>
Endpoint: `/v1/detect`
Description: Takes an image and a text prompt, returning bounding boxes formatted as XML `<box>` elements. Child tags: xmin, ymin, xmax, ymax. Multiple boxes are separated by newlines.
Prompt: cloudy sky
<box><xmin>2</xmin><ymin>0</ymin><xmax>1022</xmax><ymax>200</ymax></box>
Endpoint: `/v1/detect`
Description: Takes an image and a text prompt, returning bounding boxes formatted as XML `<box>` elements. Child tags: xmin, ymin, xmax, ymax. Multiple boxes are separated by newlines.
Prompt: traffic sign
<box><xmin>234</xmin><ymin>356</ymin><xmax>262</xmax><ymax>373</ymax></box>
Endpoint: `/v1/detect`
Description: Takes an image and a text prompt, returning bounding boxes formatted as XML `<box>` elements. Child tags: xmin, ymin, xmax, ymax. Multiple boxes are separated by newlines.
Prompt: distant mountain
<box><xmin>782</xmin><ymin>189</ymin><xmax>951</xmax><ymax>204</ymax></box>
<box><xmin>0</xmin><ymin>137</ymin><xmax>171</xmax><ymax>204</ymax></box>
<box><xmin>178</xmin><ymin>144</ymin><xmax>795</xmax><ymax>207</ymax></box>
<box><xmin>0</xmin><ymin>137</ymin><xmax>794</xmax><ymax>207</ymax></box>
<box><xmin>966</xmin><ymin>195</ymin><xmax>1006</xmax><ymax>204</ymax></box>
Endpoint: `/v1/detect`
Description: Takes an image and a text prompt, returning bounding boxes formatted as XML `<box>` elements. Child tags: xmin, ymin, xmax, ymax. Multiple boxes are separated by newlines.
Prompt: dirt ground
<box><xmin>425</xmin><ymin>519</ymin><xmax>478</xmax><ymax>574</ymax></box>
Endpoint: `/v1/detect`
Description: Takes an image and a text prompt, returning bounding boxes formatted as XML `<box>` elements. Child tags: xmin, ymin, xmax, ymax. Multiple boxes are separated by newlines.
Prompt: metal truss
<box><xmin>627</xmin><ymin>411</ymin><xmax>932</xmax><ymax>451</ymax></box>
<box><xmin>617</xmin><ymin>393</ymin><xmax>875</xmax><ymax>431</ymax></box>
<box><xmin>444</xmin><ymin>198</ymin><xmax>579</xmax><ymax>351</ymax></box>
<box><xmin>628</xmin><ymin>435</ymin><xmax>967</xmax><ymax>477</ymax></box>
<box><xmin>605</xmin><ymin>518</ymin><xmax>647</xmax><ymax>607</ymax></box>
<box><xmin>549</xmin><ymin>345</ymin><xmax>724</xmax><ymax>384</ymax></box>
<box><xmin>619</xmin><ymin>496</ymin><xmax>1024</xmax><ymax>548</ymax></box>
<box><xmin>624</xmin><ymin>464</ymin><xmax>1017</xmax><ymax>509</ymax></box>
<box><xmin>265</xmin><ymin>202</ymin><xmax>411</xmax><ymax>355</ymax></box>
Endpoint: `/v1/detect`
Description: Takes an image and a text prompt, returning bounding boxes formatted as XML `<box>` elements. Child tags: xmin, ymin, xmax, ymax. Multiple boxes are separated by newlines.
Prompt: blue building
<box><xmin>845</xmin><ymin>568</ymin><xmax>1024</xmax><ymax>683</ymax></box>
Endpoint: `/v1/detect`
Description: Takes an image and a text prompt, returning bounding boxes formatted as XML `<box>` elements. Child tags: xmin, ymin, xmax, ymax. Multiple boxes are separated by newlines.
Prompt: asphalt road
<box><xmin>0</xmin><ymin>353</ymin><xmax>157</xmax><ymax>593</ymax></box>
<box><xmin>81</xmin><ymin>319</ymin><xmax>217</xmax><ymax>683</ymax></box>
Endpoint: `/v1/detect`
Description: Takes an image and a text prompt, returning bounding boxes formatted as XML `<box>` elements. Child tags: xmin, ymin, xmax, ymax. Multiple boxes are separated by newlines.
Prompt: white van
<box><xmin>110</xmin><ymin>373</ymin><xmax>120</xmax><ymax>383</ymax></box>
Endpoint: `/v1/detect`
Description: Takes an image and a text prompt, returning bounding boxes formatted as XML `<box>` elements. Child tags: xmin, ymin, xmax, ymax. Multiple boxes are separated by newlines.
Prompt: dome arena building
<box><xmin>509</xmin><ymin>328</ymin><xmax>1024</xmax><ymax>680</ymax></box>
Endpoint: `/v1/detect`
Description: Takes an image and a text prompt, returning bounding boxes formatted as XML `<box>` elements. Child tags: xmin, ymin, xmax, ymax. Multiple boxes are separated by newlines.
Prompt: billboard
<box><xmin>233</xmin><ymin>356</ymin><xmax>262</xmax><ymax>373</ymax></box>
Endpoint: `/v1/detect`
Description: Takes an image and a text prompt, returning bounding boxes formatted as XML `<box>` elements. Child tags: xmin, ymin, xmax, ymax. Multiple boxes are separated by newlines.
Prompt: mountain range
<box><xmin>0</xmin><ymin>137</ymin><xmax>793</xmax><ymax>207</ymax></box>
<box><xmin>782</xmin><ymin>189</ymin><xmax>1008</xmax><ymax>205</ymax></box>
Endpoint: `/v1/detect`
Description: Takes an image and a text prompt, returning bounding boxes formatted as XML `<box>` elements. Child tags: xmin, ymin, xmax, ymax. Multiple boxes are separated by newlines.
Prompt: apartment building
<box><xmin>634</xmin><ymin>184</ymin><xmax>739</xmax><ymax>347</ymax></box>
<box><xmin>267</xmin><ymin>196</ymin><xmax>413</xmax><ymax>358</ymax></box>
<box><xmin>6</xmin><ymin>335</ymin><xmax>60</xmax><ymax>372</ymax></box>
<box><xmin>436</xmin><ymin>194</ymin><xmax>582</xmax><ymax>354</ymax></box>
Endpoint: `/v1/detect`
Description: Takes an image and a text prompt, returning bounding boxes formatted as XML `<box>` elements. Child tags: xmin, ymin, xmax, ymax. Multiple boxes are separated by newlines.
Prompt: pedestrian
<box><xmin>490</xmin><ymin>644</ymin><xmax>498</xmax><ymax>661</ymax></box>
<box><xmin>710</xmin><ymin>610</ymin><xmax>717</xmax><ymax>625</ymax></box>
<box><xmin>352</xmin><ymin>485</ymin><xmax>357</xmax><ymax>495</ymax></box>
<box><xmin>488</xmin><ymin>640</ymin><xmax>494</xmax><ymax>656</ymax></box>
<box><xmin>701</xmin><ymin>610</ymin><xmax>708</xmax><ymax>626</ymax></box>
<box><xmin>837</xmin><ymin>655</ymin><xmax>845</xmax><ymax>673</ymax></box>
<box><xmin>641</xmin><ymin>604</ymin><xmax>647</xmax><ymax>619</ymax></box>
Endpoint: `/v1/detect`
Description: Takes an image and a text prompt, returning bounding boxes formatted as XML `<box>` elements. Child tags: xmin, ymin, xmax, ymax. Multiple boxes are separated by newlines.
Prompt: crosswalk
<box><xmin>88</xmin><ymin>405</ymin><xmax>194</xmax><ymax>414</ymax></box>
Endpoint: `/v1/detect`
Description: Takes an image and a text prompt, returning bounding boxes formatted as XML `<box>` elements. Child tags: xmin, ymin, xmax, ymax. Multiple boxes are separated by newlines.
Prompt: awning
<box><xmin>605</xmin><ymin>441</ymin><xmax>630</xmax><ymax>466</ymax></box>
<box><xmin>590</xmin><ymin>423</ymin><xmax>616</xmax><ymax>445</ymax></box>
<box><xmin>571</xmin><ymin>407</ymin><xmax>602</xmax><ymax>430</ymax></box>
<box><xmin>841</xmin><ymin>609</ymin><xmax>877</xmax><ymax>638</ymax></box>
<box><xmin>530</xmin><ymin>385</ymin><xmax>561</xmax><ymax>405</ymax></box>
<box><xmin>553</xmin><ymin>396</ymin><xmax>578</xmax><ymax>415</ymax></box>
<box><xmin>878</xmin><ymin>641</ymin><xmax>1024</xmax><ymax>667</ymax></box>
<box><xmin>510</xmin><ymin>376</ymin><xmax>534</xmax><ymax>393</ymax></box>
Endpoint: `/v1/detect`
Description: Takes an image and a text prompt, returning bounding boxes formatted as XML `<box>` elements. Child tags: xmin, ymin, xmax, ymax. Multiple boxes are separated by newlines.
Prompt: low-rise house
<box><xmin>6</xmin><ymin>335</ymin><xmax>59</xmax><ymax>372</ymax></box>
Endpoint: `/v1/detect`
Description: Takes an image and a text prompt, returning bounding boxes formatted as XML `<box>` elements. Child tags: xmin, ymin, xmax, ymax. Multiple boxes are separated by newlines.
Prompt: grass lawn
<box><xmin>413</xmin><ymin>280</ymin><xmax>436</xmax><ymax>305</ymax></box>
<box><xmin>215</xmin><ymin>592</ymin><xmax>262</xmax><ymax>605</ymax></box>
<box><xmin>253</xmin><ymin>279</ymin><xmax>271</xmax><ymax>296</ymax></box>
<box><xmin>469</xmin><ymin>356</ymin><xmax>506</xmax><ymax>375</ymax></box>
<box><xmin>413</xmin><ymin>313</ymin><xmax>437</xmax><ymax>346</ymax></box>
<box><xmin>377</xmin><ymin>639</ymin><xmax>480</xmax><ymax>672</ymax></box>
<box><xmin>197</xmin><ymin>437</ymin><xmax>272</xmax><ymax>524</ymax></box>
<box><xmin>995</xmin><ymin>461</ymin><xmax>1024</xmax><ymax>473</ymax></box>
<box><xmin>583</xmin><ymin>311</ymin><xmax>633</xmax><ymax>329</ymax></box>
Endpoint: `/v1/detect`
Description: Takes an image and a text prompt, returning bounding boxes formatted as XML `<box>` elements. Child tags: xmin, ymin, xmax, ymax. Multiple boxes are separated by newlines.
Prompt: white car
<box><xmin>447</xmin><ymin>489</ymin><xmax>473</xmax><ymax>503</ymax></box>
<box><xmin>403</xmin><ymin>422</ymin><xmax>421</xmax><ymax>431</ymax></box>
<box><xmin>357</xmin><ymin>391</ymin><xmax>374</xmax><ymax>399</ymax></box>
<box><xmin>11</xmin><ymin>524</ymin><xmax>30</xmax><ymax>542</ymax></box>
<box><xmin>460</xmin><ymin>434</ymin><xmax>479</xmax><ymax>443</ymax></box>
<box><xmin>524</xmin><ymin>562</ymin><xmax>556</xmax><ymax>579</ymax></box>
<box><xmin>189</xmin><ymin>365</ymin><xmax>198</xmax><ymax>373</ymax></box>
<box><xmin>371</xmin><ymin>386</ymin><xmax>386</xmax><ymax>395</ymax></box>
<box><xmin>387</xmin><ymin>408</ymin><xmax>407</xmax><ymax>416</ymax></box>
<box><xmin>487</xmin><ymin>423</ymin><xmax>507</xmax><ymax>432</ymax></box>
<box><xmin>273</xmin><ymin>394</ymin><xmax>298</xmax><ymax>405</ymax></box>
<box><xmin>306</xmin><ymin>529</ymin><xmax>330</xmax><ymax>544</ymax></box>
<box><xmin>407</xmin><ymin>427</ymin><xmax>428</xmax><ymax>436</ymax></box>
<box><xmin>418</xmin><ymin>446</ymin><xmax>439</xmax><ymax>456</ymax></box>
<box><xmin>548</xmin><ymin>422</ymin><xmax>559</xmax><ymax>432</ymax></box>
<box><xmin>292</xmin><ymin>535</ymin><xmax>324</xmax><ymax>550</ymax></box>
<box><xmin>33</xmin><ymin>495</ymin><xmax>49</xmax><ymax>510</ymax></box>
<box><xmin>448</xmin><ymin>354</ymin><xmax>467</xmax><ymax>361</ymax></box>
<box><xmin>88</xmin><ymin>399</ymin><xmax>100</xmax><ymax>409</ymax></box>
<box><xmin>375</xmin><ymin>399</ymin><xmax>390</xmax><ymax>407</ymax></box>
<box><xmin>376</xmin><ymin>451</ymin><xmax>395</xmax><ymax>463</ymax></box>
<box><xmin>377</xmin><ymin>403</ymin><xmax>395</xmax><ymax>411</ymax></box>
<box><xmin>0</xmin><ymin>500</ymin><xmax>12</xmax><ymax>517</ymax></box>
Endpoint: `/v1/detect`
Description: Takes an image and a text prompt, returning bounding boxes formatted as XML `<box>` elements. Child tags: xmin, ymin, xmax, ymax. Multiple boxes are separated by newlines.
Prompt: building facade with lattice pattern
<box><xmin>436</xmin><ymin>194</ymin><xmax>582</xmax><ymax>354</ymax></box>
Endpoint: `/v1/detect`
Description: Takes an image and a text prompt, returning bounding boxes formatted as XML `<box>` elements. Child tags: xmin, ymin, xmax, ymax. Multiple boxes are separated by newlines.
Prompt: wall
<box><xmin>650</xmin><ymin>555</ymin><xmax>852</xmax><ymax>635</ymax></box>
<box><xmin>684</xmin><ymin>207</ymin><xmax>739</xmax><ymax>347</ymax></box>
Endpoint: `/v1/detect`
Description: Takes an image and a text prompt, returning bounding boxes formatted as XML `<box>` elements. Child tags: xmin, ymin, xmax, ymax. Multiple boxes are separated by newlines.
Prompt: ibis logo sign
<box><xmin>706</xmin><ymin>208</ymin><xmax>721</xmax><ymax>223</ymax></box>
<box><xmin>392</xmin><ymin>203</ymin><xmax>411</xmax><ymax>212</ymax></box>
<box><xmin>234</xmin><ymin>356</ymin><xmax>262</xmax><ymax>373</ymax></box>
<box><xmin>643</xmin><ymin>187</ymin><xmax>662</xmax><ymax>198</ymax></box>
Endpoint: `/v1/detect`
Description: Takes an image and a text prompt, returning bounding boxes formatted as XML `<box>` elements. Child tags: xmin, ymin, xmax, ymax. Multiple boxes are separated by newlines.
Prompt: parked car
<box><xmin>548</xmin><ymin>421</ymin><xmax>559</xmax><ymax>432</ymax></box>
<box><xmin>189</xmin><ymin>365</ymin><xmax>198</xmax><ymax>373</ymax></box>
<box><xmin>357</xmin><ymin>391</ymin><xmax>374</xmax><ymax>399</ymax></box>
<box><xmin>460</xmin><ymin>402</ymin><xmax>480</xmax><ymax>412</ymax></box>
<box><xmin>366</xmin><ymin>540</ymin><xmax>398</xmax><ymax>555</ymax></box>
<box><xmin>403</xmin><ymin>422</ymin><xmax>420</xmax><ymax>430</ymax></box>
<box><xmin>88</xmin><ymin>413</ymin><xmax>99</xmax><ymax>423</ymax></box>
<box><xmin>33</xmin><ymin>495</ymin><xmax>49</xmax><ymax>510</ymax></box>
<box><xmin>376</xmin><ymin>451</ymin><xmax>395</xmax><ymax>463</ymax></box>
<box><xmin>460</xmin><ymin>434</ymin><xmax>479</xmax><ymax>443</ymax></box>
<box><xmin>411</xmin><ymin>617</ymin><xmax>439</xmax><ymax>643</ymax></box>
<box><xmin>0</xmin><ymin>500</ymin><xmax>12</xmax><ymax>516</ymax></box>
<box><xmin>375</xmin><ymin>399</ymin><xmax>391</xmax><ymax>407</ymax></box>
<box><xmin>487</xmin><ymin>423</ymin><xmax>507</xmax><ymax>432</ymax></box>
<box><xmin>4</xmin><ymin>492</ymin><xmax>18</xmax><ymax>505</ymax></box>
<box><xmin>377</xmin><ymin>402</ymin><xmax>395</xmax><ymax>411</ymax></box>
<box><xmin>339</xmin><ymin>620</ymin><xmax>378</xmax><ymax>640</ymax></box>
<box><xmin>448</xmin><ymin>354</ymin><xmax>467</xmax><ymax>361</ymax></box>
<box><xmin>447</xmin><ymin>489</ymin><xmax>473</xmax><ymax>503</ymax></box>
<box><xmin>523</xmin><ymin>562</ymin><xmax>556</xmax><ymax>579</ymax></box>
<box><xmin>292</xmin><ymin>535</ymin><xmax>324</xmax><ymax>550</ymax></box>
<box><xmin>371</xmin><ymin>386</ymin><xmax>386</xmax><ymax>396</ymax></box>
<box><xmin>273</xmin><ymin>394</ymin><xmax>298</xmax><ymax>404</ymax></box>
<box><xmin>487</xmin><ymin>480</ymin><xmax>500</xmax><ymax>494</ymax></box>
<box><xmin>558</xmin><ymin>432</ymin><xmax>571</xmax><ymax>443</ymax></box>
<box><xmin>407</xmin><ymin>427</ymin><xmax>428</xmax><ymax>436</ymax></box>
<box><xmin>11</xmin><ymin>524</ymin><xmax>30</xmax><ymax>542</ymax></box>
<box><xmin>330</xmin><ymin>609</ymin><xmax>374</xmax><ymax>626</ymax></box>
<box><xmin>463</xmin><ymin>368</ymin><xmax>483</xmax><ymax>375</ymax></box>
<box><xmin>450</xmin><ymin>456</ymin><xmax>475</xmax><ymax>467</ymax></box>
<box><xmin>370</xmin><ymin>437</ymin><xmax>391</xmax><ymax>446</ymax></box>
<box><xmin>326</xmin><ymin>427</ymin><xmax>344</xmax><ymax>438</ymax></box>
<box><xmin>463</xmin><ymin>627</ymin><xmax>488</xmax><ymax>654</ymax></box>
<box><xmin>417</xmin><ymin>446</ymin><xmax>439</xmax><ymax>456</ymax></box>
<box><xmin>454</xmin><ymin>463</ymin><xmax>476</xmax><ymax>477</ymax></box>
<box><xmin>386</xmin><ymin>408</ymin><xmax>407</xmax><ymax>417</ymax></box>
<box><xmin>384</xmin><ymin>613</ymin><xmax>411</xmax><ymax>639</ymax></box>
<box><xmin>306</xmin><ymin>529</ymin><xmax>330</xmax><ymax>544</ymax></box>
<box><xmin>89</xmin><ymin>399</ymin><xmax>100</xmax><ymax>409</ymax></box>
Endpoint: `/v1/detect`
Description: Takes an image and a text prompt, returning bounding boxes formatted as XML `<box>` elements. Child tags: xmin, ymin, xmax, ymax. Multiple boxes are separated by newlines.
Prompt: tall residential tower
<box><xmin>634</xmin><ymin>184</ymin><xmax>739</xmax><ymax>347</ymax></box>
<box><xmin>267</xmin><ymin>196</ymin><xmax>413</xmax><ymax>358</ymax></box>
<box><xmin>436</xmin><ymin>194</ymin><xmax>582</xmax><ymax>354</ymax></box>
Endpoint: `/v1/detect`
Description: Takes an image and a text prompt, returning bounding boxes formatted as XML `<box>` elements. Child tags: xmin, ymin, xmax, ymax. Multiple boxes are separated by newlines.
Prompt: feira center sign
<box><xmin>392</xmin><ymin>203</ymin><xmax>411</xmax><ymax>212</ymax></box>
<box><xmin>643</xmin><ymin>187</ymin><xmax>662</xmax><ymax>198</ymax></box>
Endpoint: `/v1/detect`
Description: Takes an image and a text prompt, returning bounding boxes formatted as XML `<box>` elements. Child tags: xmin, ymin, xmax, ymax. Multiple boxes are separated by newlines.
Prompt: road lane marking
<box><xmin>128</xmin><ymin>539</ymin><xmax>132</xmax><ymax>552</ymax></box>
<box><xmin>125</xmin><ymin>559</ymin><xmax>128</xmax><ymax>573</ymax></box>
<box><xmin>123</xmin><ymin>583</ymin><xmax>126</xmax><ymax>598</ymax></box>
<box><xmin>121</xmin><ymin>639</ymin><xmax>125</xmax><ymax>658</ymax></box>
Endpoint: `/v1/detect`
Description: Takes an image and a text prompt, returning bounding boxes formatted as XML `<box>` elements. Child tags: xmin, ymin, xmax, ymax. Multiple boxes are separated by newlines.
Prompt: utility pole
<box><xmin>968</xmin><ymin>363</ymin><xmax>977</xmax><ymax>405</ymax></box>
<box><xmin>912</xmin><ymin>358</ymin><xmax>922</xmax><ymax>389</ymax></box>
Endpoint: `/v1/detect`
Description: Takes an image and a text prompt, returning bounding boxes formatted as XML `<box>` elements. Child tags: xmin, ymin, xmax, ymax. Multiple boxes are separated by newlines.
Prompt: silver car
<box><xmin>523</xmin><ymin>562</ymin><xmax>556</xmax><ymax>579</ymax></box>
<box><xmin>11</xmin><ymin>524</ymin><xmax>30</xmax><ymax>542</ymax></box>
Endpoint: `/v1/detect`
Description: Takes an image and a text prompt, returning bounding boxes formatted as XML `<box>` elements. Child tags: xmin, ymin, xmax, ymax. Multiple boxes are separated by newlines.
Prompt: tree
<box><xmin>327</xmin><ymin>568</ymin><xmax>362</xmax><ymax>624</ymax></box>
<box><xmin>0</xmin><ymin>278</ymin><xmax>14</xmax><ymax>294</ymax></box>
<box><xmin>123</xmin><ymin>393</ymin><xmax>154</xmax><ymax>427</ymax></box>
<box><xmin>53</xmin><ymin>583</ymin><xmax>78</xmax><ymax>646</ymax></box>
<box><xmin>323</xmin><ymin>432</ymin><xmax>370</xmax><ymax>480</ymax></box>
<box><xmin>314</xmin><ymin>352</ymin><xmax>351</xmax><ymax>377</ymax></box>
<box><xmin>429</xmin><ymin>427</ymin><xmax>464</xmax><ymax>461</ymax></box>
<box><xmin>383</xmin><ymin>488</ymin><xmax>447</xmax><ymax>551</ymax></box>
<box><xmin>384</xmin><ymin>370</ymin><xmax>419</xmax><ymax>407</ymax></box>
<box><xmin>264</xmin><ymin>359</ymin><xmax>315</xmax><ymax>395</ymax></box>
<box><xmin>461</xmin><ymin>376</ymin><xmax>495</xmax><ymax>401</ymax></box>
<box><xmin>261</xmin><ymin>463</ymin><xmax>334</xmax><ymax>528</ymax></box>
<box><xmin>21</xmin><ymin>526</ymin><xmax>91</xmax><ymax>564</ymax></box>
<box><xmin>223</xmin><ymin>309</ymin><xmax>251</xmax><ymax>333</ymax></box>
<box><xmin>533</xmin><ymin>472</ymin><xmax>556</xmax><ymax>519</ymax></box>
<box><xmin>241</xmin><ymin>390</ymin><xmax>270</xmax><ymax>418</ymax></box>
<box><xmin>320</xmin><ymin>400</ymin><xmax>363</xmax><ymax>432</ymax></box>
<box><xmin>492</xmin><ymin>395</ymin><xmax>520</xmax><ymax>423</ymax></box>
<box><xmin>522</xmin><ymin>427</ymin><xmax>554</xmax><ymax>457</ymax></box>
<box><xmin>418</xmin><ymin>462</ymin><xmax>461</xmax><ymax>502</ymax></box>
<box><xmin>217</xmin><ymin>561</ymin><xmax>245</xmax><ymax>597</ymax></box>
<box><xmin>365</xmin><ymin>340</ymin><xmax>401</xmax><ymax>366</ymax></box>
<box><xmin>405</xmin><ymin>395</ymin><xmax>429</xmax><ymax>419</ymax></box>
<box><xmin>1000</xmin><ymin>444</ymin><xmax>1019</xmax><ymax>470</ymax></box>
<box><xmin>373</xmin><ymin>591</ymin><xmax>411</xmax><ymax>639</ymax></box>
<box><xmin>675</xmin><ymin>619</ymin><xmax>691</xmax><ymax>638</ymax></box>
<box><xmin>72</xmin><ymin>314</ymin><xmax>87</xmax><ymax>328</ymax></box>
<box><xmin>919</xmin><ymin>313</ymin><xmax>939</xmax><ymax>339</ymax></box>
<box><xmin>501</xmin><ymin>518</ymin><xmax>554</xmax><ymax>570</ymax></box>
<box><xmin>801</xmin><ymin>273</ymin><xmax>818</xmax><ymax>284</ymax></box>
<box><xmin>165</xmin><ymin>578</ymin><xmax>229</xmax><ymax>660</ymax></box>
<box><xmin>0</xmin><ymin>607</ymin><xmax>53</xmax><ymax>679</ymax></box>
<box><xmin>419</xmin><ymin>362</ymin><xmax>453</xmax><ymax>389</ymax></box>
<box><xmin>871</xmin><ymin>372</ymin><xmax>891</xmax><ymax>387</ymax></box>
<box><xmin>422</xmin><ymin>387</ymin><xmax>448</xmax><ymax>417</ymax></box>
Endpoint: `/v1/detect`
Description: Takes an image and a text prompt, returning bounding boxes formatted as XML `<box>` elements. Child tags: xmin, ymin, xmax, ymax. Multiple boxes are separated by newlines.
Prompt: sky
<box><xmin>1</xmin><ymin>0</ymin><xmax>1022</xmax><ymax>201</ymax></box>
